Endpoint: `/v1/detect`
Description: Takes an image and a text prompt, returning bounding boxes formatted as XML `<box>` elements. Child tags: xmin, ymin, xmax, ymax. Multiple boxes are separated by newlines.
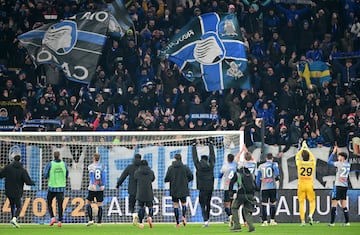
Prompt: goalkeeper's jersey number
<box><xmin>300</xmin><ymin>167</ymin><xmax>313</xmax><ymax>177</ymax></box>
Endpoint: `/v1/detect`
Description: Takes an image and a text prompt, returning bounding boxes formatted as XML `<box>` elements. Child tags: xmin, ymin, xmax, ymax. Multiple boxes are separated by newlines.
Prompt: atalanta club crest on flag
<box><xmin>160</xmin><ymin>13</ymin><xmax>250</xmax><ymax>92</ymax></box>
<box><xmin>18</xmin><ymin>11</ymin><xmax>110</xmax><ymax>84</ymax></box>
<box><xmin>18</xmin><ymin>7</ymin><xmax>132</xmax><ymax>85</ymax></box>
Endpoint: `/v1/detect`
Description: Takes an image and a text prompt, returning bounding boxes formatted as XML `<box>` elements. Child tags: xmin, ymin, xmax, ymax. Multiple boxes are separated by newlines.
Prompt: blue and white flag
<box><xmin>18</xmin><ymin>11</ymin><xmax>113</xmax><ymax>84</ymax></box>
<box><xmin>160</xmin><ymin>13</ymin><xmax>250</xmax><ymax>92</ymax></box>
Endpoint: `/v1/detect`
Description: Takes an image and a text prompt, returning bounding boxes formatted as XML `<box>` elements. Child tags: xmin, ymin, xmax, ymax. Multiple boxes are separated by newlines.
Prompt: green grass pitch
<box><xmin>0</xmin><ymin>223</ymin><xmax>359</xmax><ymax>235</ymax></box>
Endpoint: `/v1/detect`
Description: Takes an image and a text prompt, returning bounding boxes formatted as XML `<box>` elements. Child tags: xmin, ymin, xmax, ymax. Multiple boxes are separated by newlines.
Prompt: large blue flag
<box><xmin>18</xmin><ymin>11</ymin><xmax>118</xmax><ymax>84</ymax></box>
<box><xmin>160</xmin><ymin>13</ymin><xmax>250</xmax><ymax>91</ymax></box>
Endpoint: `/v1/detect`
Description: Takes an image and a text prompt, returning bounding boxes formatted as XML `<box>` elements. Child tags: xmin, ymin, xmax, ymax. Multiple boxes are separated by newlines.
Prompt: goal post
<box><xmin>0</xmin><ymin>131</ymin><xmax>243</xmax><ymax>224</ymax></box>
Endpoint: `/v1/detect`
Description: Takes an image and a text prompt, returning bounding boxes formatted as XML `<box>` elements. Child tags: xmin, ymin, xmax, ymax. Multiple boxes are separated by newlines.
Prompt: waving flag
<box><xmin>298</xmin><ymin>61</ymin><xmax>331</xmax><ymax>88</ymax></box>
<box><xmin>160</xmin><ymin>13</ymin><xmax>249</xmax><ymax>92</ymax></box>
<box><xmin>107</xmin><ymin>0</ymin><xmax>133</xmax><ymax>37</ymax></box>
<box><xmin>18</xmin><ymin>11</ymin><xmax>117</xmax><ymax>84</ymax></box>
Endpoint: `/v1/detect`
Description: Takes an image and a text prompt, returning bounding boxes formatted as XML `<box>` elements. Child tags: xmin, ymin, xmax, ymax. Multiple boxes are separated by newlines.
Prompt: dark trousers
<box><xmin>47</xmin><ymin>191</ymin><xmax>64</xmax><ymax>222</ymax></box>
<box><xmin>231</xmin><ymin>193</ymin><xmax>255</xmax><ymax>231</ymax></box>
<box><xmin>8</xmin><ymin>197</ymin><xmax>21</xmax><ymax>218</ymax></box>
<box><xmin>129</xmin><ymin>194</ymin><xmax>136</xmax><ymax>213</ymax></box>
<box><xmin>199</xmin><ymin>190</ymin><xmax>213</xmax><ymax>222</ymax></box>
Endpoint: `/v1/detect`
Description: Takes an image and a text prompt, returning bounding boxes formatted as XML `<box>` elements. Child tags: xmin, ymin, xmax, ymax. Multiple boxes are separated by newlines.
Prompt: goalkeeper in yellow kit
<box><xmin>296</xmin><ymin>141</ymin><xmax>316</xmax><ymax>226</ymax></box>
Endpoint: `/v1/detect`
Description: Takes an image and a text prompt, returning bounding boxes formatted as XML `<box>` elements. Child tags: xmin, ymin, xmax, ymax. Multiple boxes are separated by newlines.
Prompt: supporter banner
<box><xmin>160</xmin><ymin>13</ymin><xmax>250</xmax><ymax>91</ymax></box>
<box><xmin>1</xmin><ymin>145</ymin><xmax>359</xmax><ymax>192</ymax></box>
<box><xmin>1</xmin><ymin>144</ymin><xmax>360</xmax><ymax>223</ymax></box>
<box><xmin>0</xmin><ymin>189</ymin><xmax>359</xmax><ymax>224</ymax></box>
<box><xmin>332</xmin><ymin>51</ymin><xmax>360</xmax><ymax>59</ymax></box>
<box><xmin>18</xmin><ymin>11</ymin><xmax>114</xmax><ymax>84</ymax></box>
<box><xmin>274</xmin><ymin>0</ymin><xmax>313</xmax><ymax>4</ymax></box>
<box><xmin>190</xmin><ymin>113</ymin><xmax>219</xmax><ymax>122</ymax></box>
<box><xmin>0</xmin><ymin>101</ymin><xmax>25</xmax><ymax>130</ymax></box>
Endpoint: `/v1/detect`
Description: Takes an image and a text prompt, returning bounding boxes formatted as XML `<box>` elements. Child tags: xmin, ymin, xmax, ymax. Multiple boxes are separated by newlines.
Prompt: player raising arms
<box><xmin>256</xmin><ymin>153</ymin><xmax>280</xmax><ymax>226</ymax></box>
<box><xmin>236</xmin><ymin>144</ymin><xmax>257</xmax><ymax>175</ymax></box>
<box><xmin>327</xmin><ymin>146</ymin><xmax>351</xmax><ymax>226</ymax></box>
<box><xmin>219</xmin><ymin>153</ymin><xmax>237</xmax><ymax>226</ymax></box>
<box><xmin>296</xmin><ymin>141</ymin><xmax>316</xmax><ymax>226</ymax></box>
<box><xmin>192</xmin><ymin>139</ymin><xmax>215</xmax><ymax>227</ymax></box>
<box><xmin>86</xmin><ymin>153</ymin><xmax>106</xmax><ymax>226</ymax></box>
<box><xmin>235</xmin><ymin>144</ymin><xmax>257</xmax><ymax>226</ymax></box>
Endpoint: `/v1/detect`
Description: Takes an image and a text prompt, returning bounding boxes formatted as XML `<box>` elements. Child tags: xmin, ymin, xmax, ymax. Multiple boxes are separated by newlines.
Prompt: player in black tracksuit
<box><xmin>134</xmin><ymin>160</ymin><xmax>155</xmax><ymax>228</ymax></box>
<box><xmin>116</xmin><ymin>154</ymin><xmax>141</xmax><ymax>224</ymax></box>
<box><xmin>165</xmin><ymin>153</ymin><xmax>193</xmax><ymax>227</ymax></box>
<box><xmin>0</xmin><ymin>155</ymin><xmax>35</xmax><ymax>227</ymax></box>
<box><xmin>192</xmin><ymin>141</ymin><xmax>215</xmax><ymax>227</ymax></box>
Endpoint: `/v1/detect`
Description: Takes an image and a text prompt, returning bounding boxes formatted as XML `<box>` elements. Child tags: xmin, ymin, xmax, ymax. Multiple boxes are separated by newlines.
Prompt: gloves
<box><xmin>115</xmin><ymin>183</ymin><xmax>120</xmax><ymax>189</ymax></box>
<box><xmin>208</xmin><ymin>137</ymin><xmax>215</xmax><ymax>145</ymax></box>
<box><xmin>302</xmin><ymin>140</ymin><xmax>308</xmax><ymax>148</ymax></box>
<box><xmin>192</xmin><ymin>139</ymin><xmax>197</xmax><ymax>146</ymax></box>
<box><xmin>275</xmin><ymin>176</ymin><xmax>280</xmax><ymax>181</ymax></box>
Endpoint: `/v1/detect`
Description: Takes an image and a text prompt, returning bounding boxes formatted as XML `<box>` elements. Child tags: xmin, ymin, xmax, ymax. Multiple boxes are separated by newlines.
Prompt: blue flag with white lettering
<box><xmin>18</xmin><ymin>11</ymin><xmax>116</xmax><ymax>84</ymax></box>
<box><xmin>160</xmin><ymin>13</ymin><xmax>250</xmax><ymax>91</ymax></box>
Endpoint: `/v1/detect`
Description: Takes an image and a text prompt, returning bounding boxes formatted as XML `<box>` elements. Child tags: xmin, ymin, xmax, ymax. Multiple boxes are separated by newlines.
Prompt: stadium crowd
<box><xmin>0</xmin><ymin>0</ymin><xmax>360</xmax><ymax>150</ymax></box>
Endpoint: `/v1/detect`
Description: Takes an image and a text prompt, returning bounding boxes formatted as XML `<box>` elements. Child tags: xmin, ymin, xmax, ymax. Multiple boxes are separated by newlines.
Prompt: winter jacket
<box><xmin>192</xmin><ymin>143</ymin><xmax>215</xmax><ymax>191</ymax></box>
<box><xmin>0</xmin><ymin>160</ymin><xmax>35</xmax><ymax>198</ymax></box>
<box><xmin>164</xmin><ymin>160</ymin><xmax>193</xmax><ymax>198</ymax></box>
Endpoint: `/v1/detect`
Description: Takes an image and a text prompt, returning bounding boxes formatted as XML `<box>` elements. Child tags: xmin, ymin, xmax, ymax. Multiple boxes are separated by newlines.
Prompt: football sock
<box><xmin>270</xmin><ymin>205</ymin><xmax>276</xmax><ymax>220</ymax></box>
<box><xmin>98</xmin><ymin>206</ymin><xmax>103</xmax><ymax>223</ymax></box>
<box><xmin>138</xmin><ymin>207</ymin><xmax>145</xmax><ymax>223</ymax></box>
<box><xmin>174</xmin><ymin>208</ymin><xmax>179</xmax><ymax>224</ymax></box>
<box><xmin>148</xmin><ymin>207</ymin><xmax>154</xmax><ymax>217</ymax></box>
<box><xmin>298</xmin><ymin>199</ymin><xmax>305</xmax><ymax>221</ymax></box>
<box><xmin>309</xmin><ymin>197</ymin><xmax>316</xmax><ymax>217</ymax></box>
<box><xmin>86</xmin><ymin>204</ymin><xmax>93</xmax><ymax>221</ymax></box>
<box><xmin>343</xmin><ymin>207</ymin><xmax>349</xmax><ymax>223</ymax></box>
<box><xmin>182</xmin><ymin>205</ymin><xmax>187</xmax><ymax>217</ymax></box>
<box><xmin>225</xmin><ymin>207</ymin><xmax>231</xmax><ymax>216</ymax></box>
<box><xmin>330</xmin><ymin>207</ymin><xmax>336</xmax><ymax>224</ymax></box>
<box><xmin>262</xmin><ymin>205</ymin><xmax>267</xmax><ymax>222</ymax></box>
<box><xmin>58</xmin><ymin>198</ymin><xmax>64</xmax><ymax>222</ymax></box>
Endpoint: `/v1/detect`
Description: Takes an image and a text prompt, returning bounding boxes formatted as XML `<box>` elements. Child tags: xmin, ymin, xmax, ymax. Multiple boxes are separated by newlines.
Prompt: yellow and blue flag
<box><xmin>298</xmin><ymin>61</ymin><xmax>331</xmax><ymax>88</ymax></box>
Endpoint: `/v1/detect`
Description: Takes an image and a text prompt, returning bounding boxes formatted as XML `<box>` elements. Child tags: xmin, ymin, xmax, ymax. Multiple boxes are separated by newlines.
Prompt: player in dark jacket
<box><xmin>0</xmin><ymin>154</ymin><xmax>35</xmax><ymax>228</ymax></box>
<box><xmin>134</xmin><ymin>160</ymin><xmax>155</xmax><ymax>229</ymax></box>
<box><xmin>116</xmin><ymin>153</ymin><xmax>141</xmax><ymax>224</ymax></box>
<box><xmin>192</xmin><ymin>140</ymin><xmax>215</xmax><ymax>227</ymax></box>
<box><xmin>165</xmin><ymin>153</ymin><xmax>193</xmax><ymax>227</ymax></box>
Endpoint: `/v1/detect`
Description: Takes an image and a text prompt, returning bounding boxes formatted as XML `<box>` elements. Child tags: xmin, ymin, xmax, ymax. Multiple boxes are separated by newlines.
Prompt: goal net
<box><xmin>0</xmin><ymin>131</ymin><xmax>243</xmax><ymax>224</ymax></box>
